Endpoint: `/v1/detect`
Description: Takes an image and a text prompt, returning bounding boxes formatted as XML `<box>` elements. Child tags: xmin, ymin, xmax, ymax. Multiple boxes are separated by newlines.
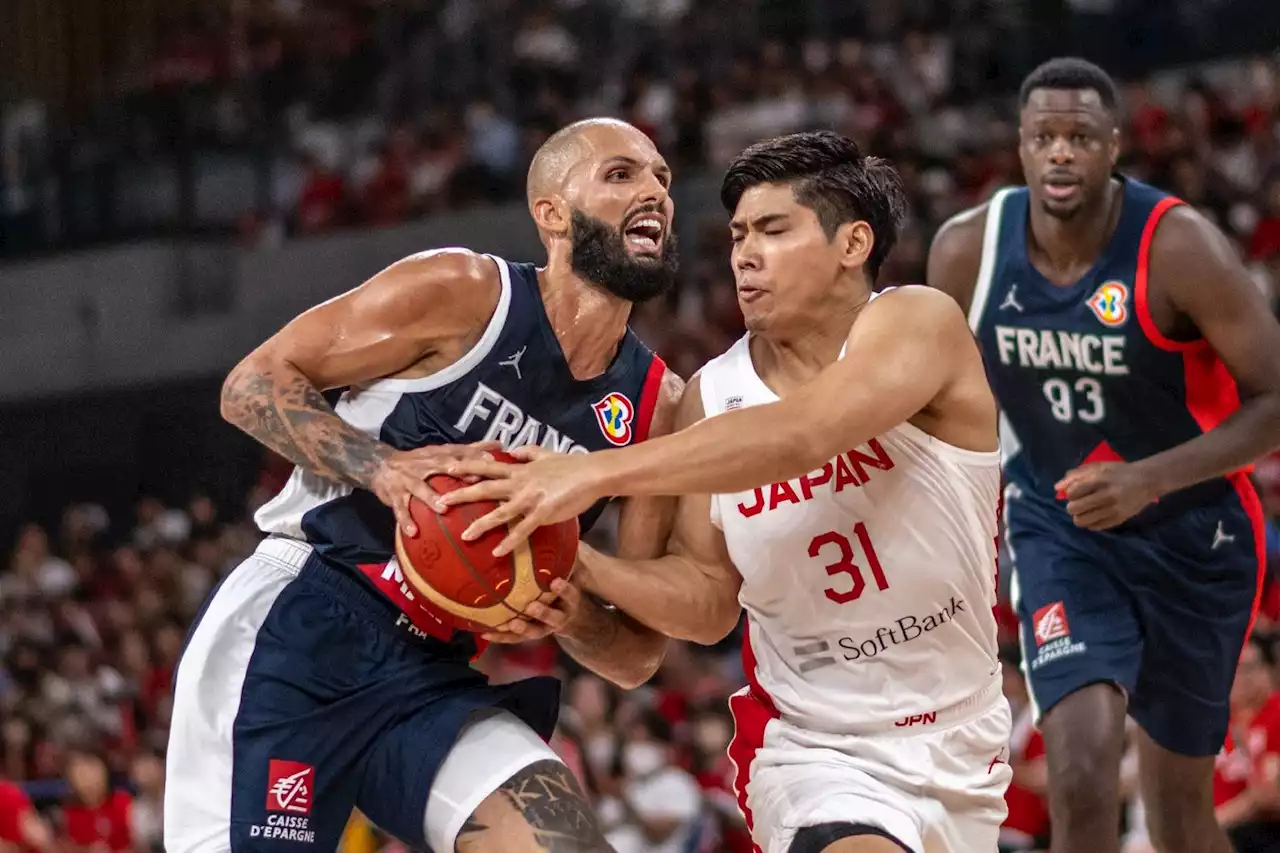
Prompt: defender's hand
<box><xmin>1056</xmin><ymin>462</ymin><xmax>1159</xmax><ymax>530</ymax></box>
<box><xmin>369</xmin><ymin>441</ymin><xmax>501</xmax><ymax>537</ymax></box>
<box><xmin>440</xmin><ymin>446</ymin><xmax>605</xmax><ymax>555</ymax></box>
<box><xmin>482</xmin><ymin>579</ymin><xmax>583</xmax><ymax>644</ymax></box>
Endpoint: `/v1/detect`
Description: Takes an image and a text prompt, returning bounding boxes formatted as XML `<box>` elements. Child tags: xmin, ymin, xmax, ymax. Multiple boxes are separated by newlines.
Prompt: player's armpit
<box><xmin>456</xmin><ymin>759</ymin><xmax>612</xmax><ymax>853</ymax></box>
<box><xmin>925</xmin><ymin>203</ymin><xmax>989</xmax><ymax>314</ymax></box>
<box><xmin>1134</xmin><ymin>206</ymin><xmax>1280</xmax><ymax>495</ymax></box>
<box><xmin>219</xmin><ymin>249</ymin><xmax>499</xmax><ymax>488</ymax></box>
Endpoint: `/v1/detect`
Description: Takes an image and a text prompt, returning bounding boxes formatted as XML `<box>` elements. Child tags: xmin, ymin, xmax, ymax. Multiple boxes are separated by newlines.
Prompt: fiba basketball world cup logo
<box><xmin>592</xmin><ymin>392</ymin><xmax>635</xmax><ymax>446</ymax></box>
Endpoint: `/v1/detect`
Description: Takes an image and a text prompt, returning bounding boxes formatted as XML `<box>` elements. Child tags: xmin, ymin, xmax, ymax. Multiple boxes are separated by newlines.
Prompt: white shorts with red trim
<box><xmin>727</xmin><ymin>679</ymin><xmax>1012</xmax><ymax>853</ymax></box>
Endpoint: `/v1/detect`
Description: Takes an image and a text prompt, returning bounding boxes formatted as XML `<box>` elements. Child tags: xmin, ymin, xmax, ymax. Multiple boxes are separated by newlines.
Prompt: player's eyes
<box><xmin>1071</xmin><ymin>134</ymin><xmax>1090</xmax><ymax>145</ymax></box>
<box><xmin>607</xmin><ymin>169</ymin><xmax>629</xmax><ymax>181</ymax></box>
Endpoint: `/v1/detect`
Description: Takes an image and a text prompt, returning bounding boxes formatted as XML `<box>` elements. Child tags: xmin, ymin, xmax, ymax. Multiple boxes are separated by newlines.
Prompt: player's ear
<box><xmin>532</xmin><ymin>196</ymin><xmax>571</xmax><ymax>237</ymax></box>
<box><xmin>838</xmin><ymin>220</ymin><xmax>875</xmax><ymax>272</ymax></box>
<box><xmin>1109</xmin><ymin>127</ymin><xmax>1120</xmax><ymax>168</ymax></box>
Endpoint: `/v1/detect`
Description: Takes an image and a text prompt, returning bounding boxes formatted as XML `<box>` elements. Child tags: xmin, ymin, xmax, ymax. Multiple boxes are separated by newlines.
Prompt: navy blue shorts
<box><xmin>164</xmin><ymin>539</ymin><xmax>562</xmax><ymax>853</ymax></box>
<box><xmin>1007</xmin><ymin>475</ymin><xmax>1264</xmax><ymax>756</ymax></box>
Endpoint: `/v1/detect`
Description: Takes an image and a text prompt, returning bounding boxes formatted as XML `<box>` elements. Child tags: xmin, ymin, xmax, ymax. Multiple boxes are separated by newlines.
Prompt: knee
<box><xmin>1142</xmin><ymin>787</ymin><xmax>1219</xmax><ymax>853</ymax></box>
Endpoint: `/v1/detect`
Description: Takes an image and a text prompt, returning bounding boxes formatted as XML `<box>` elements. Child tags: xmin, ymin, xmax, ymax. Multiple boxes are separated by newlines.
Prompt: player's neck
<box><xmin>750</xmin><ymin>307</ymin><xmax>859</xmax><ymax>391</ymax></box>
<box><xmin>538</xmin><ymin>263</ymin><xmax>633</xmax><ymax>381</ymax></box>
<box><xmin>1028</xmin><ymin>179</ymin><xmax>1123</xmax><ymax>281</ymax></box>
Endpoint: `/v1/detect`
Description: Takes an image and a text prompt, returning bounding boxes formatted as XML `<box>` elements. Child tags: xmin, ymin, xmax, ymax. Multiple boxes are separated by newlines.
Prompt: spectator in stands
<box><xmin>1213</xmin><ymin>634</ymin><xmax>1280</xmax><ymax>851</ymax></box>
<box><xmin>0</xmin><ymin>777</ymin><xmax>53</xmax><ymax>853</ymax></box>
<box><xmin>59</xmin><ymin>750</ymin><xmax>132</xmax><ymax>853</ymax></box>
<box><xmin>603</xmin><ymin>710</ymin><xmax>703</xmax><ymax>853</ymax></box>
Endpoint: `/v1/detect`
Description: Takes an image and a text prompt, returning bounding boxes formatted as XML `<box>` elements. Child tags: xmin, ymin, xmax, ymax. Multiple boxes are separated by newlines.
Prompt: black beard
<box><xmin>569</xmin><ymin>208</ymin><xmax>679</xmax><ymax>303</ymax></box>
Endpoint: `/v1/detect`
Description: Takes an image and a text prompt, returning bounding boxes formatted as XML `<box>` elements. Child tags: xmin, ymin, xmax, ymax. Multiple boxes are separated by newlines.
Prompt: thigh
<box><xmin>1129</xmin><ymin>494</ymin><xmax>1263</xmax><ymax>757</ymax></box>
<box><xmin>358</xmin><ymin>693</ymin><xmax>570</xmax><ymax>853</ymax></box>
<box><xmin>745</xmin><ymin>754</ymin><xmax>926</xmax><ymax>853</ymax></box>
<box><xmin>926</xmin><ymin>700</ymin><xmax>1013</xmax><ymax>833</ymax></box>
<box><xmin>165</xmin><ymin>556</ymin><xmax>367</xmax><ymax>853</ymax></box>
<box><xmin>1006</xmin><ymin>505</ymin><xmax>1142</xmax><ymax>719</ymax></box>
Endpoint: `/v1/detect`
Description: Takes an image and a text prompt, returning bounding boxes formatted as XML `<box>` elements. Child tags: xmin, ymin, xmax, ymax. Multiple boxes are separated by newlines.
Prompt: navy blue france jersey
<box><xmin>254</xmin><ymin>251</ymin><xmax>666</xmax><ymax>637</ymax></box>
<box><xmin>968</xmin><ymin>177</ymin><xmax>1246</xmax><ymax>522</ymax></box>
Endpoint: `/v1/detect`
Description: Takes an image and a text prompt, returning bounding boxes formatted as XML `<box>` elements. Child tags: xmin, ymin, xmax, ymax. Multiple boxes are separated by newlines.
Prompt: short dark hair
<box><xmin>1019</xmin><ymin>57</ymin><xmax>1120</xmax><ymax>112</ymax></box>
<box><xmin>720</xmin><ymin>131</ymin><xmax>907</xmax><ymax>282</ymax></box>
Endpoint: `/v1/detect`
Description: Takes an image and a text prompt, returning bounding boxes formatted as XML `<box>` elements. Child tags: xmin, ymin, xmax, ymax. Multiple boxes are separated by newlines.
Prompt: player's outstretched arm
<box><xmin>1117</xmin><ymin>206</ymin><xmax>1280</xmax><ymax>495</ymax></box>
<box><xmin>220</xmin><ymin>249</ymin><xmax>500</xmax><ymax>534</ymax></box>
<box><xmin>482</xmin><ymin>369</ymin><xmax>686</xmax><ymax>687</ymax></box>
<box><xmin>574</xmin><ymin>375</ymin><xmax>742</xmax><ymax>645</ymax></box>
<box><xmin>925</xmin><ymin>203</ymin><xmax>988</xmax><ymax>315</ymax></box>
<box><xmin>443</xmin><ymin>288</ymin><xmax>975</xmax><ymax>553</ymax></box>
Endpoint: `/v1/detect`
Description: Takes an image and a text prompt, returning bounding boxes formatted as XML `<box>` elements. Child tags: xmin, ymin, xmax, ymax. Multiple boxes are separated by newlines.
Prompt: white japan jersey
<box><xmin>701</xmin><ymin>334</ymin><xmax>1002</xmax><ymax>734</ymax></box>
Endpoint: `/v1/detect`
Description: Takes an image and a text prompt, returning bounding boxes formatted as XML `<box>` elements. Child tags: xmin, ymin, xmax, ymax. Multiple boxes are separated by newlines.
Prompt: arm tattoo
<box><xmin>456</xmin><ymin>759</ymin><xmax>610</xmax><ymax>853</ymax></box>
<box><xmin>220</xmin><ymin>364</ymin><xmax>393</xmax><ymax>489</ymax></box>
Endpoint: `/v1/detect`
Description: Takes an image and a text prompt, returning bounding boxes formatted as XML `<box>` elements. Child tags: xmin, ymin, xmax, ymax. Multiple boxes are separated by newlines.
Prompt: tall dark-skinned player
<box><xmin>928</xmin><ymin>58</ymin><xmax>1280</xmax><ymax>853</ymax></box>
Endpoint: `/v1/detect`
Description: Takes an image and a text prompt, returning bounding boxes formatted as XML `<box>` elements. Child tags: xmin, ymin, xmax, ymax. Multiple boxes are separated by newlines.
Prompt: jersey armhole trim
<box><xmin>967</xmin><ymin>187</ymin><xmax>1013</xmax><ymax>333</ymax></box>
<box><xmin>632</xmin><ymin>355</ymin><xmax>668</xmax><ymax>443</ymax></box>
<box><xmin>1134</xmin><ymin>197</ymin><xmax>1204</xmax><ymax>353</ymax></box>
<box><xmin>361</xmin><ymin>253</ymin><xmax>513</xmax><ymax>392</ymax></box>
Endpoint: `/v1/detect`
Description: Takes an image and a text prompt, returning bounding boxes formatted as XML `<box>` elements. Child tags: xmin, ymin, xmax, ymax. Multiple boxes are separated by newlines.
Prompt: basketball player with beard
<box><xmin>166</xmin><ymin>118</ymin><xmax>684</xmax><ymax>853</ymax></box>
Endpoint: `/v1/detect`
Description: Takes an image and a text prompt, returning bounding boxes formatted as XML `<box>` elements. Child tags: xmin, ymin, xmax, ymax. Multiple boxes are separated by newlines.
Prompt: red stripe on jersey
<box><xmin>632</xmin><ymin>356</ymin><xmax>667</xmax><ymax>443</ymax></box>
<box><xmin>727</xmin><ymin>622</ymin><xmax>780</xmax><ymax>852</ymax></box>
<box><xmin>1133</xmin><ymin>195</ymin><xmax>1249</xmax><ymax>471</ymax></box>
<box><xmin>1231</xmin><ymin>473</ymin><xmax>1267</xmax><ymax>656</ymax></box>
<box><xmin>1180</xmin><ymin>344</ymin><xmax>1245</xmax><ymax>437</ymax></box>
<box><xmin>1134</xmin><ymin>196</ymin><xmax>1191</xmax><ymax>352</ymax></box>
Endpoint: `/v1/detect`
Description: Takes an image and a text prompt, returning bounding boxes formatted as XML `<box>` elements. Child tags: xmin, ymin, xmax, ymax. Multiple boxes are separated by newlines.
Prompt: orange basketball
<box><xmin>393</xmin><ymin>452</ymin><xmax>580</xmax><ymax>632</ymax></box>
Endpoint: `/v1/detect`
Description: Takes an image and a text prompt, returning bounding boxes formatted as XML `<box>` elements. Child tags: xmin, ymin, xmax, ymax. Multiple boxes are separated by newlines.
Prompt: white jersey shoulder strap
<box><xmin>967</xmin><ymin>187</ymin><xmax>1014</xmax><ymax>333</ymax></box>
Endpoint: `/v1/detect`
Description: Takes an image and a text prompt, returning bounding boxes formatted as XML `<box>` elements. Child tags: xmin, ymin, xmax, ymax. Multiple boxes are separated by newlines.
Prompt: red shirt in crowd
<box><xmin>1214</xmin><ymin>691</ymin><xmax>1280</xmax><ymax>807</ymax></box>
<box><xmin>61</xmin><ymin>790</ymin><xmax>133</xmax><ymax>852</ymax></box>
<box><xmin>0</xmin><ymin>781</ymin><xmax>36</xmax><ymax>850</ymax></box>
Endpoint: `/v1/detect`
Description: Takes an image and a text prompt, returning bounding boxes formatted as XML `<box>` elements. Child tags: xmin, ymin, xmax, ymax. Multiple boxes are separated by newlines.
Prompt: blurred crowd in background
<box><xmin>5</xmin><ymin>0</ymin><xmax>1280</xmax><ymax>852</ymax></box>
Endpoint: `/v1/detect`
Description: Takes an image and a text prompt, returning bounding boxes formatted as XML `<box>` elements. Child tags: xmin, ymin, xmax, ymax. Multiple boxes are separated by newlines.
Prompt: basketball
<box><xmin>393</xmin><ymin>451</ymin><xmax>580</xmax><ymax>631</ymax></box>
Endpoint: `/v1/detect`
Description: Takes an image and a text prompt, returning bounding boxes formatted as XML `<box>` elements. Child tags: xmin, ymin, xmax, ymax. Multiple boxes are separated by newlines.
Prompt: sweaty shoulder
<box><xmin>673</xmin><ymin>371</ymin><xmax>706</xmax><ymax>429</ymax></box>
<box><xmin>250</xmin><ymin>247</ymin><xmax>504</xmax><ymax>391</ymax></box>
<box><xmin>862</xmin><ymin>286</ymin><xmax>997</xmax><ymax>449</ymax></box>
<box><xmin>926</xmin><ymin>202</ymin><xmax>990</xmax><ymax>314</ymax></box>
<box><xmin>373</xmin><ymin>248</ymin><xmax>502</xmax><ymax>337</ymax></box>
<box><xmin>647</xmin><ymin>368</ymin><xmax>689</xmax><ymax>438</ymax></box>
<box><xmin>867</xmin><ymin>284</ymin><xmax>971</xmax><ymax>331</ymax></box>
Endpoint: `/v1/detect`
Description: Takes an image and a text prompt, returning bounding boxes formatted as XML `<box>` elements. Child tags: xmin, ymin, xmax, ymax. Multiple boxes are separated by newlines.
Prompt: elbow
<box><xmin>606</xmin><ymin>640</ymin><xmax>667</xmax><ymax>689</ymax></box>
<box><xmin>683</xmin><ymin>602</ymin><xmax>742</xmax><ymax>647</ymax></box>
<box><xmin>219</xmin><ymin>362</ymin><xmax>247</xmax><ymax>425</ymax></box>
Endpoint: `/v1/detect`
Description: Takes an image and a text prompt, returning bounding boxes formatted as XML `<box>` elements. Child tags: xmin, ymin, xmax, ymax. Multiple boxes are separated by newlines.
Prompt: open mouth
<box><xmin>624</xmin><ymin>213</ymin><xmax>665</xmax><ymax>253</ymax></box>
<box><xmin>1044</xmin><ymin>176</ymin><xmax>1081</xmax><ymax>201</ymax></box>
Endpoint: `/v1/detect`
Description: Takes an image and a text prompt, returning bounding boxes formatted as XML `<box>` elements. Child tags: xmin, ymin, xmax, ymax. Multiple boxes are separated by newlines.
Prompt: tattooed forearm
<box><xmin>220</xmin><ymin>361</ymin><xmax>393</xmax><ymax>489</ymax></box>
<box><xmin>556</xmin><ymin>596</ymin><xmax>665</xmax><ymax>689</ymax></box>
<box><xmin>456</xmin><ymin>759</ymin><xmax>611</xmax><ymax>853</ymax></box>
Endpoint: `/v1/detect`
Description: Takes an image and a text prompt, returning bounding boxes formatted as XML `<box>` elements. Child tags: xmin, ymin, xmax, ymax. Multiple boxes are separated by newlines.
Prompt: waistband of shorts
<box><xmin>255</xmin><ymin>536</ymin><xmax>461</xmax><ymax>649</ymax></box>
<box><xmin>777</xmin><ymin>673</ymin><xmax>1005</xmax><ymax>737</ymax></box>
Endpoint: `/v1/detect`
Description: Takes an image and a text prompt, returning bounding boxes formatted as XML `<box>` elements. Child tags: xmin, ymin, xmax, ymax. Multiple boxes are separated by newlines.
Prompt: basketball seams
<box><xmin>429</xmin><ymin>507</ymin><xmax>523</xmax><ymax>620</ymax></box>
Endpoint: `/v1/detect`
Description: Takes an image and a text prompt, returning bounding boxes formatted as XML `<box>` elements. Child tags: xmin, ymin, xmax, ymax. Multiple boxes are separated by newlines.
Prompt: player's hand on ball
<box><xmin>481</xmin><ymin>579</ymin><xmax>582</xmax><ymax>644</ymax></box>
<box><xmin>441</xmin><ymin>447</ymin><xmax>605</xmax><ymax>556</ymax></box>
<box><xmin>369</xmin><ymin>441</ymin><xmax>502</xmax><ymax>538</ymax></box>
<box><xmin>1056</xmin><ymin>462</ymin><xmax>1158</xmax><ymax>530</ymax></box>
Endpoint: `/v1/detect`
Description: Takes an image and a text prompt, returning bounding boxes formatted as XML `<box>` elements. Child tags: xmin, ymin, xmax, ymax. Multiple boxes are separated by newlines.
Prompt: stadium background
<box><xmin>3</xmin><ymin>0</ymin><xmax>1280</xmax><ymax>851</ymax></box>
